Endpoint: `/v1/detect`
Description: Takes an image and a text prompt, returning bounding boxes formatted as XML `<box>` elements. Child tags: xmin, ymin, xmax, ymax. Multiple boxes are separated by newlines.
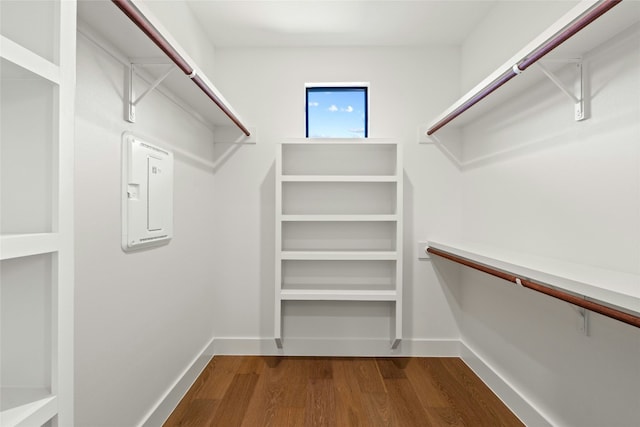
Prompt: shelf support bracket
<box><xmin>535</xmin><ymin>60</ymin><xmax>585</xmax><ymax>121</ymax></box>
<box><xmin>127</xmin><ymin>62</ymin><xmax>175</xmax><ymax>123</ymax></box>
<box><xmin>571</xmin><ymin>298</ymin><xmax>590</xmax><ymax>336</ymax></box>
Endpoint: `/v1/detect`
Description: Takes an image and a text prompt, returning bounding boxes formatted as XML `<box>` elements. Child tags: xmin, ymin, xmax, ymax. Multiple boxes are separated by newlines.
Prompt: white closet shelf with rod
<box><xmin>422</xmin><ymin>0</ymin><xmax>639</xmax><ymax>138</ymax></box>
<box><xmin>77</xmin><ymin>0</ymin><xmax>253</xmax><ymax>139</ymax></box>
<box><xmin>427</xmin><ymin>241</ymin><xmax>640</xmax><ymax>331</ymax></box>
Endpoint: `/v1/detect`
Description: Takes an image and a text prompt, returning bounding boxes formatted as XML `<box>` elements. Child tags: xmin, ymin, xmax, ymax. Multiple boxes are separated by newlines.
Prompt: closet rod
<box><xmin>111</xmin><ymin>0</ymin><xmax>251</xmax><ymax>137</ymax></box>
<box><xmin>427</xmin><ymin>247</ymin><xmax>640</xmax><ymax>329</ymax></box>
<box><xmin>426</xmin><ymin>0</ymin><xmax>622</xmax><ymax>136</ymax></box>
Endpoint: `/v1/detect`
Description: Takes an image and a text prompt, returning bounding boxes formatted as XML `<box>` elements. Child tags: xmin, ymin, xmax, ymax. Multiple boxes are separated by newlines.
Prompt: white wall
<box><xmin>144</xmin><ymin>0</ymin><xmax>216</xmax><ymax>76</ymax></box>
<box><xmin>460</xmin><ymin>1</ymin><xmax>578</xmax><ymax>93</ymax></box>
<box><xmin>445</xmin><ymin>12</ymin><xmax>640</xmax><ymax>427</ymax></box>
<box><xmin>74</xmin><ymin>32</ymin><xmax>217</xmax><ymax>426</ymax></box>
<box><xmin>210</xmin><ymin>46</ymin><xmax>463</xmax><ymax>353</ymax></box>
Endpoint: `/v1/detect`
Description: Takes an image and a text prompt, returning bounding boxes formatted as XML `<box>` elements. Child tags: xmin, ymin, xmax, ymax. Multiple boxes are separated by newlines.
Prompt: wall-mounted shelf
<box><xmin>77</xmin><ymin>0</ymin><xmax>251</xmax><ymax>137</ymax></box>
<box><xmin>424</xmin><ymin>0</ymin><xmax>640</xmax><ymax>137</ymax></box>
<box><xmin>427</xmin><ymin>240</ymin><xmax>640</xmax><ymax>327</ymax></box>
<box><xmin>275</xmin><ymin>139</ymin><xmax>403</xmax><ymax>349</ymax></box>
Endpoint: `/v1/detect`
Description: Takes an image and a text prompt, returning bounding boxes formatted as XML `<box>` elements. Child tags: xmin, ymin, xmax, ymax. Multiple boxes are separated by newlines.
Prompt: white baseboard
<box><xmin>138</xmin><ymin>338</ymin><xmax>215</xmax><ymax>427</ymax></box>
<box><xmin>459</xmin><ymin>341</ymin><xmax>552</xmax><ymax>427</ymax></box>
<box><xmin>211</xmin><ymin>337</ymin><xmax>461</xmax><ymax>357</ymax></box>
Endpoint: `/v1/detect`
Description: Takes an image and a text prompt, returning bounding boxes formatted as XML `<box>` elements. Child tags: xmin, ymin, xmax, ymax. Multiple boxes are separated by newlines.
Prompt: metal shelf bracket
<box><xmin>571</xmin><ymin>298</ymin><xmax>590</xmax><ymax>336</ymax></box>
<box><xmin>536</xmin><ymin>59</ymin><xmax>585</xmax><ymax>121</ymax></box>
<box><xmin>127</xmin><ymin>61</ymin><xmax>175</xmax><ymax>123</ymax></box>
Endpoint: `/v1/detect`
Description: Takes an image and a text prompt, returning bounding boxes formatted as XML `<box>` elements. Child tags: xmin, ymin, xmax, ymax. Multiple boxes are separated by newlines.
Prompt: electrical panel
<box><xmin>122</xmin><ymin>133</ymin><xmax>173</xmax><ymax>252</ymax></box>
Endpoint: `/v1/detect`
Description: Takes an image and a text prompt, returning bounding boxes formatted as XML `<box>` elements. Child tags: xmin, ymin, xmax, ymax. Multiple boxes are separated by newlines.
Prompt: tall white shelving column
<box><xmin>275</xmin><ymin>139</ymin><xmax>403</xmax><ymax>349</ymax></box>
<box><xmin>0</xmin><ymin>1</ymin><xmax>75</xmax><ymax>426</ymax></box>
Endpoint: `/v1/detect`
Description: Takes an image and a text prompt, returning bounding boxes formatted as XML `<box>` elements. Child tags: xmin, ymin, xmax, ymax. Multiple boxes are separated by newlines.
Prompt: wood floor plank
<box><xmin>305</xmin><ymin>378</ymin><xmax>336</xmax><ymax>426</ymax></box>
<box><xmin>240</xmin><ymin>359</ymin><xmax>286</xmax><ymax>427</ymax></box>
<box><xmin>192</xmin><ymin>356</ymin><xmax>242</xmax><ymax>400</ymax></box>
<box><xmin>384</xmin><ymin>377</ymin><xmax>434</xmax><ymax>427</ymax></box>
<box><xmin>307</xmin><ymin>357</ymin><xmax>334</xmax><ymax>379</ymax></box>
<box><xmin>164</xmin><ymin>356</ymin><xmax>524</xmax><ymax>427</ymax></box>
<box><xmin>376</xmin><ymin>357</ymin><xmax>409</xmax><ymax>379</ymax></box>
<box><xmin>332</xmin><ymin>358</ymin><xmax>371</xmax><ymax>426</ymax></box>
<box><xmin>443</xmin><ymin>358</ymin><xmax>523</xmax><ymax>426</ymax></box>
<box><xmin>352</xmin><ymin>357</ymin><xmax>387</xmax><ymax>393</ymax></box>
<box><xmin>361</xmin><ymin>391</ymin><xmax>399</xmax><ymax>427</ymax></box>
<box><xmin>425</xmin><ymin>358</ymin><xmax>524</xmax><ymax>427</ymax></box>
<box><xmin>280</xmin><ymin>357</ymin><xmax>311</xmax><ymax>409</ymax></box>
<box><xmin>209</xmin><ymin>373</ymin><xmax>259</xmax><ymax>427</ymax></box>
<box><xmin>272</xmin><ymin>407</ymin><xmax>305</xmax><ymax>426</ymax></box>
<box><xmin>163</xmin><ymin>399</ymin><xmax>219</xmax><ymax>427</ymax></box>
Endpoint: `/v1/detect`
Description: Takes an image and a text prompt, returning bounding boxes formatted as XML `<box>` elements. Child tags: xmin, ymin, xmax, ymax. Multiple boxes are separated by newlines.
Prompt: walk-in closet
<box><xmin>1</xmin><ymin>1</ymin><xmax>638</xmax><ymax>426</ymax></box>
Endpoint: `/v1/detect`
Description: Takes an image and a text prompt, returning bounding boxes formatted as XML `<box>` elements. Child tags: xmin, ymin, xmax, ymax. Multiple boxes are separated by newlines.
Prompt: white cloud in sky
<box><xmin>308</xmin><ymin>101</ymin><xmax>319</xmax><ymax>107</ymax></box>
<box><xmin>349</xmin><ymin>128</ymin><xmax>365</xmax><ymax>134</ymax></box>
<box><xmin>341</xmin><ymin>105</ymin><xmax>354</xmax><ymax>113</ymax></box>
<box><xmin>328</xmin><ymin>105</ymin><xmax>338</xmax><ymax>112</ymax></box>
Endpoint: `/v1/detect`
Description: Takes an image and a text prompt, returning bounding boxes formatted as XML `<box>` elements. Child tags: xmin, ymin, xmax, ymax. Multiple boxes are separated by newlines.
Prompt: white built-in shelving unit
<box><xmin>0</xmin><ymin>1</ymin><xmax>75</xmax><ymax>425</ymax></box>
<box><xmin>275</xmin><ymin>139</ymin><xmax>403</xmax><ymax>348</ymax></box>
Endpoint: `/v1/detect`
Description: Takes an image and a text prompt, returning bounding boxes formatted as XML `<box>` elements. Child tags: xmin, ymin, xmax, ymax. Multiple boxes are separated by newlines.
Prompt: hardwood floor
<box><xmin>164</xmin><ymin>356</ymin><xmax>524</xmax><ymax>427</ymax></box>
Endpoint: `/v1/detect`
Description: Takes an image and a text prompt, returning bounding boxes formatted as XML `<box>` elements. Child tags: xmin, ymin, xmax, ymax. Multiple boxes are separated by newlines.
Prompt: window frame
<box><xmin>305</xmin><ymin>82</ymin><xmax>369</xmax><ymax>138</ymax></box>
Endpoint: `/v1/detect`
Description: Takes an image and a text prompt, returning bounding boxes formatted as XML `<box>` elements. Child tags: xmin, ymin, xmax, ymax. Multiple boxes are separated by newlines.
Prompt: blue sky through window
<box><xmin>306</xmin><ymin>87</ymin><xmax>367</xmax><ymax>138</ymax></box>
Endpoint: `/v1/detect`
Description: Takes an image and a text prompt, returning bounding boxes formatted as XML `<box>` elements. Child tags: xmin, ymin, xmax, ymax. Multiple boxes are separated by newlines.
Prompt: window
<box><xmin>306</xmin><ymin>83</ymin><xmax>368</xmax><ymax>138</ymax></box>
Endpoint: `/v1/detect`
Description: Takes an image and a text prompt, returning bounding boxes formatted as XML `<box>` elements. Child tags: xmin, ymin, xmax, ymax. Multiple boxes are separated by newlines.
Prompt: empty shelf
<box><xmin>1</xmin><ymin>389</ymin><xmax>56</xmax><ymax>427</ymax></box>
<box><xmin>281</xmin><ymin>175</ymin><xmax>397</xmax><ymax>182</ymax></box>
<box><xmin>0</xmin><ymin>233</ymin><xmax>59</xmax><ymax>260</ymax></box>
<box><xmin>280</xmin><ymin>289</ymin><xmax>397</xmax><ymax>301</ymax></box>
<box><xmin>281</xmin><ymin>251</ymin><xmax>398</xmax><ymax>261</ymax></box>
<box><xmin>280</xmin><ymin>214</ymin><xmax>398</xmax><ymax>222</ymax></box>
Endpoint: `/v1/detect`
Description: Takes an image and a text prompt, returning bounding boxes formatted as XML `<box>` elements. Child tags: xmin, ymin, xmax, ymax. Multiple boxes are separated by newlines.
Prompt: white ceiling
<box><xmin>187</xmin><ymin>0</ymin><xmax>499</xmax><ymax>47</ymax></box>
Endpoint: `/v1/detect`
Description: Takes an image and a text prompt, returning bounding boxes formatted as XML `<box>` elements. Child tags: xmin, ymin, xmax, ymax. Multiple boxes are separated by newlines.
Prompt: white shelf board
<box><xmin>281</xmin><ymin>175</ymin><xmax>397</xmax><ymax>182</ymax></box>
<box><xmin>281</xmin><ymin>251</ymin><xmax>398</xmax><ymax>261</ymax></box>
<box><xmin>0</xmin><ymin>233</ymin><xmax>59</xmax><ymax>260</ymax></box>
<box><xmin>427</xmin><ymin>0</ymin><xmax>640</xmax><ymax>131</ymax></box>
<box><xmin>0</xmin><ymin>389</ymin><xmax>56</xmax><ymax>427</ymax></box>
<box><xmin>281</xmin><ymin>214</ymin><xmax>398</xmax><ymax>222</ymax></box>
<box><xmin>76</xmin><ymin>0</ymin><xmax>247</xmax><ymax>129</ymax></box>
<box><xmin>0</xmin><ymin>36</ymin><xmax>60</xmax><ymax>84</ymax></box>
<box><xmin>281</xmin><ymin>138</ymin><xmax>398</xmax><ymax>145</ymax></box>
<box><xmin>281</xmin><ymin>289</ymin><xmax>397</xmax><ymax>301</ymax></box>
<box><xmin>428</xmin><ymin>240</ymin><xmax>640</xmax><ymax>315</ymax></box>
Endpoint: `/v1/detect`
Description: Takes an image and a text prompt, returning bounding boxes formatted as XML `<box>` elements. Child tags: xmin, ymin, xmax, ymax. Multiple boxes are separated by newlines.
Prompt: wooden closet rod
<box><xmin>111</xmin><ymin>0</ymin><xmax>251</xmax><ymax>136</ymax></box>
<box><xmin>427</xmin><ymin>247</ymin><xmax>640</xmax><ymax>329</ymax></box>
<box><xmin>427</xmin><ymin>0</ymin><xmax>622</xmax><ymax>136</ymax></box>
